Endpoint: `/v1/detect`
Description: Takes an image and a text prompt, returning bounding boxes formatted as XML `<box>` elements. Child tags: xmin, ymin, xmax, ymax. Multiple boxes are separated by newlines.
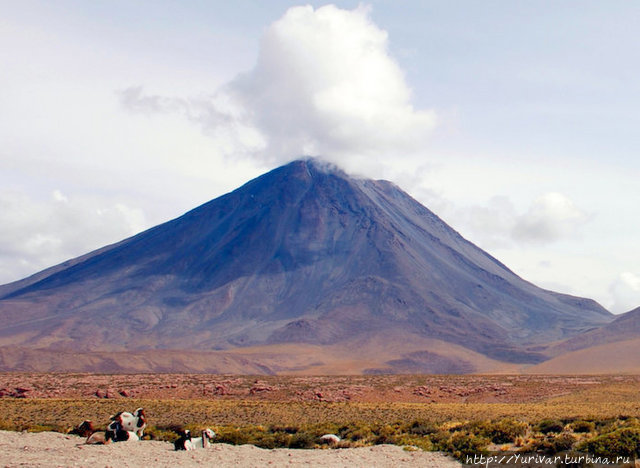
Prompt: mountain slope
<box><xmin>0</xmin><ymin>159</ymin><xmax>612</xmax><ymax>371</ymax></box>
<box><xmin>526</xmin><ymin>338</ymin><xmax>640</xmax><ymax>374</ymax></box>
<box><xmin>528</xmin><ymin>307</ymin><xmax>640</xmax><ymax>374</ymax></box>
<box><xmin>538</xmin><ymin>306</ymin><xmax>640</xmax><ymax>369</ymax></box>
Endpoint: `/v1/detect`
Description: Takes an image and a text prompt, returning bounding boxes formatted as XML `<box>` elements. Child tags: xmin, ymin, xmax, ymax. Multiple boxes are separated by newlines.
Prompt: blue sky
<box><xmin>1</xmin><ymin>1</ymin><xmax>639</xmax><ymax>312</ymax></box>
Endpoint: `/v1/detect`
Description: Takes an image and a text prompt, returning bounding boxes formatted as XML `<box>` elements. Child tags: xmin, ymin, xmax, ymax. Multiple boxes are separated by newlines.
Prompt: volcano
<box><xmin>0</xmin><ymin>159</ymin><xmax>613</xmax><ymax>373</ymax></box>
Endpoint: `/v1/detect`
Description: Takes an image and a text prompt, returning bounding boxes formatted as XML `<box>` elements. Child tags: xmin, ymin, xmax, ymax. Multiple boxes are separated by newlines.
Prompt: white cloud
<box><xmin>0</xmin><ymin>190</ymin><xmax>146</xmax><ymax>284</ymax></box>
<box><xmin>120</xmin><ymin>4</ymin><xmax>436</xmax><ymax>173</ymax></box>
<box><xmin>230</xmin><ymin>4</ymin><xmax>436</xmax><ymax>165</ymax></box>
<box><xmin>52</xmin><ymin>189</ymin><xmax>68</xmax><ymax>203</ymax></box>
<box><xmin>448</xmin><ymin>192</ymin><xmax>589</xmax><ymax>248</ymax></box>
<box><xmin>512</xmin><ymin>192</ymin><xmax>589</xmax><ymax>244</ymax></box>
<box><xmin>609</xmin><ymin>272</ymin><xmax>640</xmax><ymax>313</ymax></box>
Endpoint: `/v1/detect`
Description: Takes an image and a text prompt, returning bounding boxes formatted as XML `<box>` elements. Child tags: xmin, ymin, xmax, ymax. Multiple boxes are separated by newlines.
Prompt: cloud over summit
<box><xmin>229</xmin><ymin>4</ymin><xmax>436</xmax><ymax>164</ymax></box>
<box><xmin>121</xmin><ymin>4</ymin><xmax>436</xmax><ymax>170</ymax></box>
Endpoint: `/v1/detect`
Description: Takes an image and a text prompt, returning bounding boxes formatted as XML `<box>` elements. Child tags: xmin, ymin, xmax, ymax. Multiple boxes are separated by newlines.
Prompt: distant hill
<box><xmin>528</xmin><ymin>307</ymin><xmax>640</xmax><ymax>373</ymax></box>
<box><xmin>526</xmin><ymin>338</ymin><xmax>640</xmax><ymax>374</ymax></box>
<box><xmin>0</xmin><ymin>159</ymin><xmax>613</xmax><ymax>373</ymax></box>
<box><xmin>547</xmin><ymin>306</ymin><xmax>640</xmax><ymax>355</ymax></box>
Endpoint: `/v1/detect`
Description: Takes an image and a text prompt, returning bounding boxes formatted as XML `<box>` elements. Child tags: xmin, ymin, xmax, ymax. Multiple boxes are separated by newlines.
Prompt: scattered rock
<box><xmin>0</xmin><ymin>387</ymin><xmax>33</xmax><ymax>398</ymax></box>
<box><xmin>413</xmin><ymin>386</ymin><xmax>432</xmax><ymax>397</ymax></box>
<box><xmin>213</xmin><ymin>384</ymin><xmax>229</xmax><ymax>395</ymax></box>
<box><xmin>250</xmin><ymin>385</ymin><xmax>274</xmax><ymax>395</ymax></box>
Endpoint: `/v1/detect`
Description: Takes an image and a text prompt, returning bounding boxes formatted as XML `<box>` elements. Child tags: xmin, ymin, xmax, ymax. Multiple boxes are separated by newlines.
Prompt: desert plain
<box><xmin>0</xmin><ymin>373</ymin><xmax>639</xmax><ymax>466</ymax></box>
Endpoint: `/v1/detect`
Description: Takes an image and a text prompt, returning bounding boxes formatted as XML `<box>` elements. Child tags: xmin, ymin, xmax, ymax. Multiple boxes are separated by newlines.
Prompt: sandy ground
<box><xmin>0</xmin><ymin>430</ymin><xmax>462</xmax><ymax>468</ymax></box>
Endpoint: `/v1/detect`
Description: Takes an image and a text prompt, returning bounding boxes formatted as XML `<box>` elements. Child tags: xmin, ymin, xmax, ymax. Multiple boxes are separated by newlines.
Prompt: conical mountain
<box><xmin>0</xmin><ymin>159</ymin><xmax>612</xmax><ymax>372</ymax></box>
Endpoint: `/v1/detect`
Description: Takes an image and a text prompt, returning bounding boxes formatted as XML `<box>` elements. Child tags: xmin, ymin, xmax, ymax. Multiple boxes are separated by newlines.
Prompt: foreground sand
<box><xmin>0</xmin><ymin>430</ymin><xmax>461</xmax><ymax>468</ymax></box>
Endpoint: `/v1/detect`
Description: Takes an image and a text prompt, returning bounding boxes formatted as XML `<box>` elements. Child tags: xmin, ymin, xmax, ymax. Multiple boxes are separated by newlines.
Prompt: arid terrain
<box><xmin>1</xmin><ymin>373</ymin><xmax>640</xmax><ymax>465</ymax></box>
<box><xmin>1</xmin><ymin>373</ymin><xmax>634</xmax><ymax>403</ymax></box>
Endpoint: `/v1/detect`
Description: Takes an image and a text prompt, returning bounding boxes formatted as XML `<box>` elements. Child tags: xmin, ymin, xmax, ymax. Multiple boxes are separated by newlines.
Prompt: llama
<box><xmin>108</xmin><ymin>408</ymin><xmax>146</xmax><ymax>437</ymax></box>
<box><xmin>70</xmin><ymin>420</ymin><xmax>95</xmax><ymax>438</ymax></box>
<box><xmin>105</xmin><ymin>428</ymin><xmax>139</xmax><ymax>443</ymax></box>
<box><xmin>173</xmin><ymin>430</ymin><xmax>192</xmax><ymax>450</ymax></box>
<box><xmin>319</xmin><ymin>434</ymin><xmax>341</xmax><ymax>445</ymax></box>
<box><xmin>187</xmin><ymin>428</ymin><xmax>216</xmax><ymax>449</ymax></box>
<box><xmin>70</xmin><ymin>420</ymin><xmax>108</xmax><ymax>445</ymax></box>
<box><xmin>85</xmin><ymin>431</ymin><xmax>108</xmax><ymax>445</ymax></box>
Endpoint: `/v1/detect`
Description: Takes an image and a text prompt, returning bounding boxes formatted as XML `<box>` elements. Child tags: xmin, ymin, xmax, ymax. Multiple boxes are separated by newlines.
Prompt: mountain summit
<box><xmin>0</xmin><ymin>159</ymin><xmax>612</xmax><ymax>373</ymax></box>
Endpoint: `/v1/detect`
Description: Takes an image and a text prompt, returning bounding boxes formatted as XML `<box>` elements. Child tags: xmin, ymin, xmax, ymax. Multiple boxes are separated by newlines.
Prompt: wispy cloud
<box><xmin>512</xmin><ymin>192</ymin><xmax>589</xmax><ymax>244</ymax></box>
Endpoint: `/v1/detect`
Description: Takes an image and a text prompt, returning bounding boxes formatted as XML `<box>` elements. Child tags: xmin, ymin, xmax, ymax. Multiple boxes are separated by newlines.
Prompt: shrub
<box><xmin>622</xmin><ymin>417</ymin><xmax>640</xmax><ymax>429</ymax></box>
<box><xmin>144</xmin><ymin>425</ymin><xmax>178</xmax><ymax>442</ymax></box>
<box><xmin>392</xmin><ymin>434</ymin><xmax>433</xmax><ymax>451</ymax></box>
<box><xmin>529</xmin><ymin>433</ymin><xmax>576</xmax><ymax>455</ymax></box>
<box><xmin>551</xmin><ymin>433</ymin><xmax>576</xmax><ymax>453</ymax></box>
<box><xmin>489</xmin><ymin>419</ymin><xmax>528</xmax><ymax>444</ymax></box>
<box><xmin>407</xmin><ymin>420</ymin><xmax>438</xmax><ymax>436</ymax></box>
<box><xmin>429</xmin><ymin>430</ymin><xmax>452</xmax><ymax>447</ymax></box>
<box><xmin>444</xmin><ymin>432</ymin><xmax>490</xmax><ymax>459</ymax></box>
<box><xmin>580</xmin><ymin>427</ymin><xmax>640</xmax><ymax>458</ymax></box>
<box><xmin>375</xmin><ymin>423</ymin><xmax>400</xmax><ymax>437</ymax></box>
<box><xmin>340</xmin><ymin>424</ymin><xmax>374</xmax><ymax>442</ymax></box>
<box><xmin>288</xmin><ymin>432</ymin><xmax>315</xmax><ymax>449</ymax></box>
<box><xmin>216</xmin><ymin>428</ymin><xmax>252</xmax><ymax>445</ymax></box>
<box><xmin>310</xmin><ymin>423</ymin><xmax>341</xmax><ymax>437</ymax></box>
<box><xmin>594</xmin><ymin>418</ymin><xmax>618</xmax><ymax>433</ymax></box>
<box><xmin>570</xmin><ymin>421</ymin><xmax>595</xmax><ymax>434</ymax></box>
<box><xmin>459</xmin><ymin>419</ymin><xmax>527</xmax><ymax>444</ymax></box>
<box><xmin>270</xmin><ymin>425</ymin><xmax>299</xmax><ymax>434</ymax></box>
<box><xmin>537</xmin><ymin>419</ymin><xmax>564</xmax><ymax>434</ymax></box>
<box><xmin>252</xmin><ymin>433</ymin><xmax>278</xmax><ymax>449</ymax></box>
<box><xmin>458</xmin><ymin>421</ymin><xmax>491</xmax><ymax>436</ymax></box>
<box><xmin>372</xmin><ymin>424</ymin><xmax>401</xmax><ymax>445</ymax></box>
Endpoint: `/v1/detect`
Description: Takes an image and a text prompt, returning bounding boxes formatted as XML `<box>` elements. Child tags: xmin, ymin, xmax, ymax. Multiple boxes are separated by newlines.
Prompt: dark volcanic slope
<box><xmin>0</xmin><ymin>159</ymin><xmax>612</xmax><ymax>364</ymax></box>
